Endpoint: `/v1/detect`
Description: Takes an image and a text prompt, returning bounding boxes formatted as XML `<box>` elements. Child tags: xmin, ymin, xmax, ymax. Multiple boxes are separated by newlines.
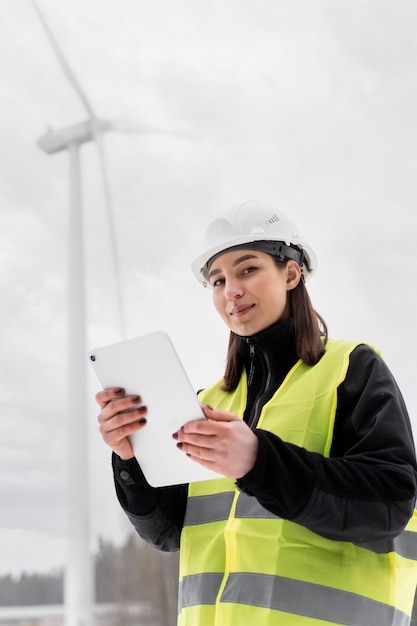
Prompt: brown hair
<box><xmin>221</xmin><ymin>260</ymin><xmax>328</xmax><ymax>391</ymax></box>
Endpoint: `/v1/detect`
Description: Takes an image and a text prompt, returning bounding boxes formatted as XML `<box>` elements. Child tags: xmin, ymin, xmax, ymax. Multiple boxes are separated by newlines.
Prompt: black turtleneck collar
<box><xmin>238</xmin><ymin>319</ymin><xmax>299</xmax><ymax>372</ymax></box>
<box><xmin>238</xmin><ymin>319</ymin><xmax>300</xmax><ymax>427</ymax></box>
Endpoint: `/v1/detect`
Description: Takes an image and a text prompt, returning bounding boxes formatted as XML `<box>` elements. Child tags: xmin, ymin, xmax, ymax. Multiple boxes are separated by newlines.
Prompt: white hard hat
<box><xmin>191</xmin><ymin>200</ymin><xmax>317</xmax><ymax>286</ymax></box>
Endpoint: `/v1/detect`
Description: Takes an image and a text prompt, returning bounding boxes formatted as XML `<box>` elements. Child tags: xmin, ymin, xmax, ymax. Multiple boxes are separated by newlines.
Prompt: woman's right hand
<box><xmin>96</xmin><ymin>387</ymin><xmax>148</xmax><ymax>460</ymax></box>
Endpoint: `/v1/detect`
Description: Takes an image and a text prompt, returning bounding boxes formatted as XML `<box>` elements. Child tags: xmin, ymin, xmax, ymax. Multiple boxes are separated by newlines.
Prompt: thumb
<box><xmin>202</xmin><ymin>404</ymin><xmax>241</xmax><ymax>422</ymax></box>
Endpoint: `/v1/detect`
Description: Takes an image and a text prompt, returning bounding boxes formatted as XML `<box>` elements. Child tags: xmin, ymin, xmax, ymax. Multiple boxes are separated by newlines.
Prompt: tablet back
<box><xmin>89</xmin><ymin>331</ymin><xmax>218</xmax><ymax>486</ymax></box>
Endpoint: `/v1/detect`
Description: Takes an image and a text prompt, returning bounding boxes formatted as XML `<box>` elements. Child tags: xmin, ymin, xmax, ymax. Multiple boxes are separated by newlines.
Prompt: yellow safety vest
<box><xmin>178</xmin><ymin>339</ymin><xmax>417</xmax><ymax>626</ymax></box>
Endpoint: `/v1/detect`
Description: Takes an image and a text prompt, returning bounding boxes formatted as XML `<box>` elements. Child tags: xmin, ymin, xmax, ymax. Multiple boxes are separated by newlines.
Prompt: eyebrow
<box><xmin>208</xmin><ymin>254</ymin><xmax>259</xmax><ymax>279</ymax></box>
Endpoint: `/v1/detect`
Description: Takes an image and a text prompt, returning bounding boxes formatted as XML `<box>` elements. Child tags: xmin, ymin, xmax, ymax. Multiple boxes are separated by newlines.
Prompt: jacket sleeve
<box><xmin>112</xmin><ymin>453</ymin><xmax>188</xmax><ymax>552</ymax></box>
<box><xmin>237</xmin><ymin>344</ymin><xmax>417</xmax><ymax>543</ymax></box>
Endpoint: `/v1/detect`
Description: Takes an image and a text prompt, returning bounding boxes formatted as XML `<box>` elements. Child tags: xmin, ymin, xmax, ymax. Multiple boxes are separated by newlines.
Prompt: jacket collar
<box><xmin>238</xmin><ymin>319</ymin><xmax>299</xmax><ymax>373</ymax></box>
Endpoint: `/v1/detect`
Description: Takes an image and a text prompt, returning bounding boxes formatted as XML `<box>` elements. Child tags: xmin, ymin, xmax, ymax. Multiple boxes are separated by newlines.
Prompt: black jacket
<box><xmin>112</xmin><ymin>321</ymin><xmax>417</xmax><ymax>551</ymax></box>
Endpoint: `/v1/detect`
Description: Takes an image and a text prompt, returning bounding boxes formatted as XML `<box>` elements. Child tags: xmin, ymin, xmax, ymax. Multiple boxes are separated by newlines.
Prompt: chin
<box><xmin>231</xmin><ymin>324</ymin><xmax>264</xmax><ymax>337</ymax></box>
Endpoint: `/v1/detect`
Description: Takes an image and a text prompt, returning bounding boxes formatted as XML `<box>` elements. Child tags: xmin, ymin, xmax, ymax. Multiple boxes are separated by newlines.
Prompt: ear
<box><xmin>286</xmin><ymin>260</ymin><xmax>302</xmax><ymax>291</ymax></box>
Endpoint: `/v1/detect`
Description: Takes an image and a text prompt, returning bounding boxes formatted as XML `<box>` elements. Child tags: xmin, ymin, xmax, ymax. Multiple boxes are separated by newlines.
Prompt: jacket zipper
<box><xmin>246</xmin><ymin>340</ymin><xmax>273</xmax><ymax>430</ymax></box>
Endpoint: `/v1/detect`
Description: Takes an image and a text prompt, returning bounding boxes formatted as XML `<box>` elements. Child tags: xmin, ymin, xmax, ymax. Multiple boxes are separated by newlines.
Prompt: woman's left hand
<box><xmin>173</xmin><ymin>405</ymin><xmax>258</xmax><ymax>479</ymax></box>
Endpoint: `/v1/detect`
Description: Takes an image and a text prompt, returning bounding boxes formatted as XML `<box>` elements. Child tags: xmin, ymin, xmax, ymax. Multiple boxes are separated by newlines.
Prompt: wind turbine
<box><xmin>31</xmin><ymin>2</ymin><xmax>187</xmax><ymax>625</ymax></box>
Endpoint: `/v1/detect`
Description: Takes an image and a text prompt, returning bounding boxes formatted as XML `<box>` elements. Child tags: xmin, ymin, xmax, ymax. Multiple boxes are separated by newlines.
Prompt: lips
<box><xmin>230</xmin><ymin>304</ymin><xmax>254</xmax><ymax>318</ymax></box>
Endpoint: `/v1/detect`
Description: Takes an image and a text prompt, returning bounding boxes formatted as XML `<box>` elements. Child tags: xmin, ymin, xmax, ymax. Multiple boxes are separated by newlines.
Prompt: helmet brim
<box><xmin>191</xmin><ymin>235</ymin><xmax>317</xmax><ymax>286</ymax></box>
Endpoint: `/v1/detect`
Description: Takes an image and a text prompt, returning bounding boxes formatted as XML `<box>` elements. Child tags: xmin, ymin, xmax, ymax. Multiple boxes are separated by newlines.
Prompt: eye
<box><xmin>211</xmin><ymin>277</ymin><xmax>225</xmax><ymax>287</ymax></box>
<box><xmin>242</xmin><ymin>265</ymin><xmax>258</xmax><ymax>275</ymax></box>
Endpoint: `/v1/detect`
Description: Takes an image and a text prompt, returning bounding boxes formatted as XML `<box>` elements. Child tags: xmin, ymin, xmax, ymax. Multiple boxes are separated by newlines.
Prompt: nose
<box><xmin>225</xmin><ymin>277</ymin><xmax>244</xmax><ymax>300</ymax></box>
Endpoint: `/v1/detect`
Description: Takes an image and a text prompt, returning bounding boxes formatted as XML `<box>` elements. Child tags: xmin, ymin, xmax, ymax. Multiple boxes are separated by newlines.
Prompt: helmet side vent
<box><xmin>266</xmin><ymin>214</ymin><xmax>281</xmax><ymax>225</ymax></box>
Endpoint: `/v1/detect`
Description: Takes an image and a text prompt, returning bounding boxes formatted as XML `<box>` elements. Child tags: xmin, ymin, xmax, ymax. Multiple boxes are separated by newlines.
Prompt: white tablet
<box><xmin>89</xmin><ymin>331</ymin><xmax>218</xmax><ymax>486</ymax></box>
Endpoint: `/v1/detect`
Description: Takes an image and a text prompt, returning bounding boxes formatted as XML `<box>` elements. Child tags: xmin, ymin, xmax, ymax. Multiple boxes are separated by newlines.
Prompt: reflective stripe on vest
<box><xmin>185</xmin><ymin>490</ymin><xmax>417</xmax><ymax>561</ymax></box>
<box><xmin>179</xmin><ymin>572</ymin><xmax>410</xmax><ymax>626</ymax></box>
<box><xmin>179</xmin><ymin>340</ymin><xmax>417</xmax><ymax>625</ymax></box>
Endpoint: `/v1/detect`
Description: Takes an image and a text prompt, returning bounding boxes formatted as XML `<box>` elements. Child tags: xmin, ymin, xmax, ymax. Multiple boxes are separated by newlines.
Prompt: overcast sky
<box><xmin>1</xmin><ymin>0</ymin><xmax>416</xmax><ymax>576</ymax></box>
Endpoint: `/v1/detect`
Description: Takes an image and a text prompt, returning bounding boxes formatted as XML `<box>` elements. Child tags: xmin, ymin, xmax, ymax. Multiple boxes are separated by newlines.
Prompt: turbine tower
<box><xmin>31</xmin><ymin>2</ymin><xmax>186</xmax><ymax>625</ymax></box>
<box><xmin>31</xmin><ymin>3</ymin><xmax>121</xmax><ymax>625</ymax></box>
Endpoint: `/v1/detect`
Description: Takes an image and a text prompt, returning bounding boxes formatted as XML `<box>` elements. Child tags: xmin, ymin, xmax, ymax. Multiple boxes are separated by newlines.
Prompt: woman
<box><xmin>97</xmin><ymin>201</ymin><xmax>417</xmax><ymax>625</ymax></box>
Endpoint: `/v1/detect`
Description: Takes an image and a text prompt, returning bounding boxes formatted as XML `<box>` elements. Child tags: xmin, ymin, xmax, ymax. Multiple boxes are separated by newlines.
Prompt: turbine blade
<box><xmin>32</xmin><ymin>0</ymin><xmax>96</xmax><ymax>119</ymax></box>
<box><xmin>105</xmin><ymin>119</ymin><xmax>195</xmax><ymax>139</ymax></box>
<box><xmin>93</xmin><ymin>129</ymin><xmax>126</xmax><ymax>339</ymax></box>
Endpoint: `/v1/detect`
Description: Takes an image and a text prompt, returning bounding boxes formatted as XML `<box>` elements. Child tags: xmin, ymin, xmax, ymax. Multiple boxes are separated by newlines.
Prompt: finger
<box><xmin>175</xmin><ymin>419</ymin><xmax>224</xmax><ymax>440</ymax></box>
<box><xmin>179</xmin><ymin>420</ymin><xmax>213</xmax><ymax>436</ymax></box>
<box><xmin>179</xmin><ymin>413</ymin><xmax>237</xmax><ymax>437</ymax></box>
<box><xmin>202</xmin><ymin>405</ymin><xmax>241</xmax><ymax>422</ymax></box>
<box><xmin>101</xmin><ymin>412</ymin><xmax>147</xmax><ymax>442</ymax></box>
<box><xmin>95</xmin><ymin>387</ymin><xmax>125</xmax><ymax>409</ymax></box>
<box><xmin>175</xmin><ymin>430</ymin><xmax>216</xmax><ymax>450</ymax></box>
<box><xmin>177</xmin><ymin>441</ymin><xmax>214</xmax><ymax>462</ymax></box>
<box><xmin>100</xmin><ymin>404</ymin><xmax>147</xmax><ymax>432</ymax></box>
<box><xmin>181</xmin><ymin>447</ymin><xmax>218</xmax><ymax>472</ymax></box>
<box><xmin>98</xmin><ymin>394</ymin><xmax>143</xmax><ymax>423</ymax></box>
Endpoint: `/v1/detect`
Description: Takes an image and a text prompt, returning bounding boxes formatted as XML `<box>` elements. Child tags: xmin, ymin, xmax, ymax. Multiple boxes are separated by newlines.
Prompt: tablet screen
<box><xmin>89</xmin><ymin>331</ymin><xmax>218</xmax><ymax>486</ymax></box>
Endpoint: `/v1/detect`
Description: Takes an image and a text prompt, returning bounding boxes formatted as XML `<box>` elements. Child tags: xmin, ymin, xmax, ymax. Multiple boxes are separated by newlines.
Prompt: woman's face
<box><xmin>208</xmin><ymin>249</ymin><xmax>300</xmax><ymax>337</ymax></box>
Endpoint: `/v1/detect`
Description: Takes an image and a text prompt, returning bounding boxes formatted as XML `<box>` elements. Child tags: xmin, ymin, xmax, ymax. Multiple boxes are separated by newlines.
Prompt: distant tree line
<box><xmin>0</xmin><ymin>533</ymin><xmax>416</xmax><ymax>626</ymax></box>
<box><xmin>95</xmin><ymin>533</ymin><xmax>178</xmax><ymax>626</ymax></box>
<box><xmin>0</xmin><ymin>571</ymin><xmax>63</xmax><ymax>607</ymax></box>
<box><xmin>0</xmin><ymin>533</ymin><xmax>178</xmax><ymax>626</ymax></box>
